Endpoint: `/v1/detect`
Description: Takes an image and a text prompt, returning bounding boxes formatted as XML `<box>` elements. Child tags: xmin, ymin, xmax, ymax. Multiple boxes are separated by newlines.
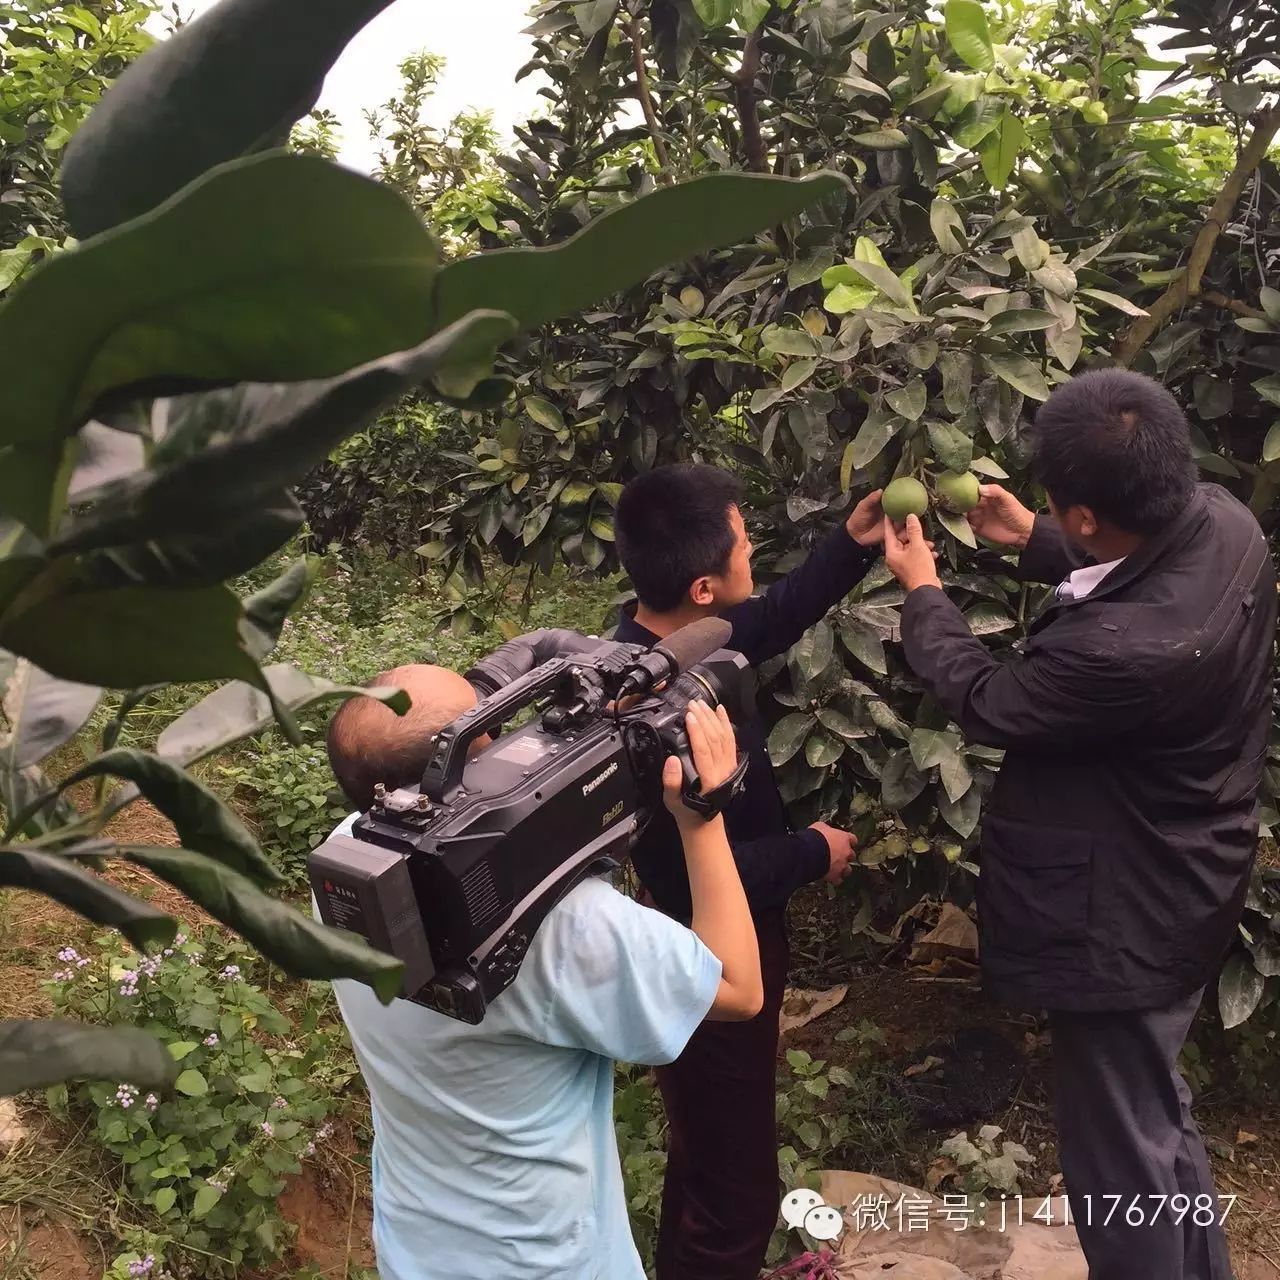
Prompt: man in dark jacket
<box><xmin>882</xmin><ymin>369</ymin><xmax>1275</xmax><ymax>1280</ymax></box>
<box><xmin>614</xmin><ymin>462</ymin><xmax>885</xmax><ymax>1280</ymax></box>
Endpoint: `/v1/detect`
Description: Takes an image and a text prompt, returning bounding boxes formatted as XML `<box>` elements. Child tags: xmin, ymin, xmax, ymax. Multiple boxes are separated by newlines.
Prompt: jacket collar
<box><xmin>1032</xmin><ymin>486</ymin><xmax>1209</xmax><ymax>629</ymax></box>
<box><xmin>614</xmin><ymin>600</ymin><xmax>657</xmax><ymax>645</ymax></box>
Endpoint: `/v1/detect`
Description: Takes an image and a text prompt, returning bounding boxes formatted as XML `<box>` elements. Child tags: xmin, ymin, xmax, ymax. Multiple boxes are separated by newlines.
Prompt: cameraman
<box><xmin>613</xmin><ymin>463</ymin><xmax>886</xmax><ymax>1280</ymax></box>
<box><xmin>322</xmin><ymin>662</ymin><xmax>762</xmax><ymax>1280</ymax></box>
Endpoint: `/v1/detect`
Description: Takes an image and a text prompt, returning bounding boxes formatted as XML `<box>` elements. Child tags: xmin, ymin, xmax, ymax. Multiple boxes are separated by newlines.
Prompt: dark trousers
<box><xmin>653</xmin><ymin>910</ymin><xmax>789</xmax><ymax>1280</ymax></box>
<box><xmin>1048</xmin><ymin>988</ymin><xmax>1233</xmax><ymax>1280</ymax></box>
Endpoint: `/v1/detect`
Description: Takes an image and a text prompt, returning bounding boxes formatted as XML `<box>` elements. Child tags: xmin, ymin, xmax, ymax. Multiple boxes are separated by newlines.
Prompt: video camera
<box><xmin>308</xmin><ymin>618</ymin><xmax>751</xmax><ymax>1025</ymax></box>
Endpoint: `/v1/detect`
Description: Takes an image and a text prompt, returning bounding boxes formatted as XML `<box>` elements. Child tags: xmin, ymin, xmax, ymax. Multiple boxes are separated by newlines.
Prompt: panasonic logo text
<box><xmin>582</xmin><ymin>762</ymin><xmax>619</xmax><ymax>796</ymax></box>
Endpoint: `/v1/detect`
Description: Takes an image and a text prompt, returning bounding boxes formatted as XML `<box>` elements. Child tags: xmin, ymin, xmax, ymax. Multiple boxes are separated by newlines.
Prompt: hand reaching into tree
<box><xmin>846</xmin><ymin>489</ymin><xmax>885</xmax><ymax>547</ymax></box>
<box><xmin>967</xmin><ymin>484</ymin><xmax>1036</xmax><ymax>549</ymax></box>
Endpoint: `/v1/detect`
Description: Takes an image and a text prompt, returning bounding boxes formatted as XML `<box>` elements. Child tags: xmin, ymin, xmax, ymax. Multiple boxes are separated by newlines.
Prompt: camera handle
<box><xmin>680</xmin><ymin>750</ymin><xmax>750</xmax><ymax>819</ymax></box>
<box><xmin>423</xmin><ymin>659</ymin><xmax>576</xmax><ymax>804</ymax></box>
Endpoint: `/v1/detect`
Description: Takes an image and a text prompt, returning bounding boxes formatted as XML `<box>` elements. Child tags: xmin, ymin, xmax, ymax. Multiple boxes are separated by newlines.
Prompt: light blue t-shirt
<box><xmin>324</xmin><ymin>819</ymin><xmax>722</xmax><ymax>1280</ymax></box>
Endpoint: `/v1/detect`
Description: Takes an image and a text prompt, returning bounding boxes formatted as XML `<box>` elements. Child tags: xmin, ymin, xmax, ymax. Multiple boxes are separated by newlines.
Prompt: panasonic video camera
<box><xmin>308</xmin><ymin>618</ymin><xmax>750</xmax><ymax>1025</ymax></box>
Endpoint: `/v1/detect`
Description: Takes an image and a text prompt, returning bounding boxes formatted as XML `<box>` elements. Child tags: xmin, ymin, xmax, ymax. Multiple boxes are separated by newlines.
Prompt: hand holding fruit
<box><xmin>882</xmin><ymin>513</ymin><xmax>941</xmax><ymax>592</ymax></box>
<box><xmin>966</xmin><ymin>483</ymin><xmax>1036</xmax><ymax>548</ymax></box>
<box><xmin>846</xmin><ymin>489</ymin><xmax>886</xmax><ymax>547</ymax></box>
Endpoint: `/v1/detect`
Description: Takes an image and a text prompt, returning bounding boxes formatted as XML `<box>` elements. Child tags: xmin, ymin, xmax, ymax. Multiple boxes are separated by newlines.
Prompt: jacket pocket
<box><xmin>979</xmin><ymin>816</ymin><xmax>1093</xmax><ymax>966</ymax></box>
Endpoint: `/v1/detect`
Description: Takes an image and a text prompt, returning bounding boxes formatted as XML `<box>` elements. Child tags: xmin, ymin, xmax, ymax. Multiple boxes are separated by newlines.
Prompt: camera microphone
<box><xmin>616</xmin><ymin>617</ymin><xmax>734</xmax><ymax>702</ymax></box>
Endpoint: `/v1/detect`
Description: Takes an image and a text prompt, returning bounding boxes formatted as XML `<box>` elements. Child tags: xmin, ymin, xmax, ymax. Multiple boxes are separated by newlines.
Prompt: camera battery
<box><xmin>309</xmin><ymin>834</ymin><xmax>435</xmax><ymax>997</ymax></box>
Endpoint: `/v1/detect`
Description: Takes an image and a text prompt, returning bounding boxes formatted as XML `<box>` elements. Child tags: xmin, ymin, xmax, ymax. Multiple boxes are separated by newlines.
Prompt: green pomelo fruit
<box><xmin>935</xmin><ymin>470</ymin><xmax>981</xmax><ymax>513</ymax></box>
<box><xmin>882</xmin><ymin>477</ymin><xmax>930</xmax><ymax>521</ymax></box>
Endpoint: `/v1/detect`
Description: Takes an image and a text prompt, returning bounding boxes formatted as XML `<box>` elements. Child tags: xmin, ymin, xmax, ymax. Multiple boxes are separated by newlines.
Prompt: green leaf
<box><xmin>575</xmin><ymin>0</ymin><xmax>618</xmax><ymax>37</ymax></box>
<box><xmin>1260</xmin><ymin>287</ymin><xmax>1280</xmax><ymax>324</ymax></box>
<box><xmin>816</xmin><ymin>707</ymin><xmax>864</xmax><ymax>741</ymax></box>
<box><xmin>851</xmin><ymin>128</ymin><xmax>910</xmax><ymax>150</ymax></box>
<box><xmin>431</xmin><ymin>171</ymin><xmax>847</xmax><ymax>336</ymax></box>
<box><xmin>241</xmin><ymin>558</ymin><xmax>318</xmax><ymax>662</ymax></box>
<box><xmin>978</xmin><ymin>110</ymin><xmax>1026</xmax><ymax>190</ymax></box>
<box><xmin>985</xmin><ymin>308</ymin><xmax>1058</xmax><ymax>335</ymax></box>
<box><xmin>881</xmin><ymin>749</ymin><xmax>927</xmax><ymax>809</ymax></box>
<box><xmin>167</xmin><ymin>1041</ymin><xmax>199</xmax><ymax>1061</ymax></box>
<box><xmin>58</xmin><ymin>749</ymin><xmax>282</xmax><ymax>888</ymax></box>
<box><xmin>763</xmin><ymin>326</ymin><xmax>820</xmax><ymax>357</ymax></box>
<box><xmin>929</xmin><ymin>199</ymin><xmax>967</xmax><ymax>254</ymax></box>
<box><xmin>0</xmin><ymin>659</ymin><xmax>101</xmax><ymax>772</ymax></box>
<box><xmin>0</xmin><ymin>847</ymin><xmax>176</xmax><ymax>952</ymax></box>
<box><xmin>936</xmin><ymin>507</ymin><xmax>978</xmax><ymax>548</ymax></box>
<box><xmin>805</xmin><ymin>729</ymin><xmax>844</xmax><ymax>768</ymax></box>
<box><xmin>767</xmin><ymin>713</ymin><xmax>817</xmax><ymax>766</ymax></box>
<box><xmin>193</xmin><ymin>1183</ymin><xmax>223</xmax><ymax>1220</ymax></box>
<box><xmin>824</xmin><ymin>282</ymin><xmax>877</xmax><ymax>314</ymax></box>
<box><xmin>0</xmin><ymin>1019</ymin><xmax>177</xmax><ymax>1096</ymax></box>
<box><xmin>940</xmin><ymin>751</ymin><xmax>974</xmax><ymax>803</ymax></box>
<box><xmin>174</xmin><ymin>1068</ymin><xmax>208</xmax><ymax>1097</ymax></box>
<box><xmin>122</xmin><ymin>845</ymin><xmax>405</xmax><ymax>1002</ymax></box>
<box><xmin>1077</xmin><ymin>288</ymin><xmax>1148</xmax><ymax>318</ymax></box>
<box><xmin>908</xmin><ymin>728</ymin><xmax>962</xmax><ymax>772</ymax></box>
<box><xmin>964</xmin><ymin>601</ymin><xmax>1016</xmax><ymax>634</ymax></box>
<box><xmin>927</xmin><ymin>421</ymin><xmax>974</xmax><ymax>472</ymax></box>
<box><xmin>53</xmin><ymin>312</ymin><xmax>518</xmax><ymax>555</ymax></box>
<box><xmin>839</xmin><ymin>616</ymin><xmax>887</xmax><ymax>675</ymax></box>
<box><xmin>0</xmin><ymin>520</ymin><xmax>47</xmax><ymax>618</ymax></box>
<box><xmin>887</xmin><ymin>378</ymin><xmax>927</xmax><ymax>421</ymax></box>
<box><xmin>844</xmin><ymin>261</ymin><xmax>913</xmax><ymax>310</ymax></box>
<box><xmin>59</xmin><ymin>0</ymin><xmax>398</xmax><ymax>238</ymax></box>
<box><xmin>839</xmin><ymin>441</ymin><xmax>857</xmax><ymax>494</ymax></box>
<box><xmin>1218</xmin><ymin>952</ymin><xmax>1266</xmax><ymax>1030</ymax></box>
<box><xmin>155</xmin><ymin>663</ymin><xmax>406</xmax><ymax>770</ymax></box>
<box><xmin>0</xmin><ymin>155</ymin><xmax>441</xmax><ymax>454</ymax></box>
<box><xmin>0</xmin><ymin>583</ymin><xmax>262</xmax><ymax>690</ymax></box>
<box><xmin>782</xmin><ymin>359</ymin><xmax>818</xmax><ymax>393</ymax></box>
<box><xmin>1253</xmin><ymin>375</ymin><xmax>1280</xmax><ymax>409</ymax></box>
<box><xmin>153</xmin><ymin>1186</ymin><xmax>177</xmax><ymax>1215</ymax></box>
<box><xmin>939</xmin><ymin>784</ymin><xmax>981</xmax><ymax>837</ymax></box>
<box><xmin>524</xmin><ymin>396</ymin><xmax>565</xmax><ymax>432</ymax></box>
<box><xmin>1032</xmin><ymin>260</ymin><xmax>1077</xmax><ymax>299</ymax></box>
<box><xmin>1263</xmin><ymin>423</ymin><xmax>1280</xmax><ymax>464</ymax></box>
<box><xmin>791</xmin><ymin>621</ymin><xmax>835</xmax><ymax>681</ymax></box>
<box><xmin>849</xmin><ymin>409</ymin><xmax>898</xmax><ymax>469</ymax></box>
<box><xmin>945</xmin><ymin>0</ymin><xmax>994</xmax><ymax>70</ymax></box>
<box><xmin>985</xmin><ymin>352</ymin><xmax>1050</xmax><ymax>402</ymax></box>
<box><xmin>692</xmin><ymin>0</ymin><xmax>733</xmax><ymax>26</ymax></box>
<box><xmin>939</xmin><ymin>351</ymin><xmax>973</xmax><ymax>416</ymax></box>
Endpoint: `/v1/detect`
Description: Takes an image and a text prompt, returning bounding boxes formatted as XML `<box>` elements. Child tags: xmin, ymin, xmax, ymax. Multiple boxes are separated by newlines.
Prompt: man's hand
<box><xmin>662</xmin><ymin>701</ymin><xmax>737</xmax><ymax>829</ymax></box>
<box><xmin>846</xmin><ymin>489</ymin><xmax>885</xmax><ymax>547</ymax></box>
<box><xmin>809</xmin><ymin>821</ymin><xmax>857</xmax><ymax>884</ymax></box>
<box><xmin>967</xmin><ymin>483</ymin><xmax>1035</xmax><ymax>549</ymax></box>
<box><xmin>882</xmin><ymin>514</ymin><xmax>942</xmax><ymax>592</ymax></box>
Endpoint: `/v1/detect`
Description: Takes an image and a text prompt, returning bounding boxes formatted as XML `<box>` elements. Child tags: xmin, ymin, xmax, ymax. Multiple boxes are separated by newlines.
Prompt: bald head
<box><xmin>327</xmin><ymin>664</ymin><xmax>478</xmax><ymax>811</ymax></box>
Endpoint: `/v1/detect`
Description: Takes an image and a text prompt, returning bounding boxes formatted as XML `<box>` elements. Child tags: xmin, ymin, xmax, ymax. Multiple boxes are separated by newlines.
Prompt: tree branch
<box><xmin>628</xmin><ymin>15</ymin><xmax>672</xmax><ymax>182</ymax></box>
<box><xmin>1200</xmin><ymin>291</ymin><xmax>1267</xmax><ymax>320</ymax></box>
<box><xmin>1112</xmin><ymin>105</ymin><xmax>1280</xmax><ymax>365</ymax></box>
<box><xmin>731</xmin><ymin>30</ymin><xmax>766</xmax><ymax>173</ymax></box>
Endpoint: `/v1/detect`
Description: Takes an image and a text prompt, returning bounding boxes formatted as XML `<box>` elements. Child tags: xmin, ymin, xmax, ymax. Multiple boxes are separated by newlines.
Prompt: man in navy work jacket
<box><xmin>614</xmin><ymin>463</ymin><xmax>886</xmax><ymax>1280</ymax></box>
<box><xmin>882</xmin><ymin>369</ymin><xmax>1275</xmax><ymax>1280</ymax></box>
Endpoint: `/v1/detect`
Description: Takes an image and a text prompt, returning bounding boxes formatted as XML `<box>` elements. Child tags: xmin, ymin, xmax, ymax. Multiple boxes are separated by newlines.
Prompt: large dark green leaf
<box><xmin>0</xmin><ymin>154</ymin><xmax>441</xmax><ymax>454</ymax></box>
<box><xmin>60</xmin><ymin>0</ymin><xmax>398</xmax><ymax>239</ymax></box>
<box><xmin>881</xmin><ymin>749</ymin><xmax>928</xmax><ymax>809</ymax></box>
<box><xmin>0</xmin><ymin>1019</ymin><xmax>177</xmax><ymax>1095</ymax></box>
<box><xmin>0</xmin><ymin>583</ymin><xmax>261</xmax><ymax>690</ymax></box>
<box><xmin>945</xmin><ymin>0</ymin><xmax>994</xmax><ymax>69</ymax></box>
<box><xmin>58</xmin><ymin>749</ymin><xmax>282</xmax><ymax>887</ymax></box>
<box><xmin>430</xmin><ymin>172</ymin><xmax>848</xmax><ymax>335</ymax></box>
<box><xmin>0</xmin><ymin>518</ymin><xmax>49</xmax><ymax>616</ymax></box>
<box><xmin>81</xmin><ymin>495</ymin><xmax>304</xmax><ymax>590</ymax></box>
<box><xmin>52</xmin><ymin>312</ymin><xmax>519</xmax><ymax>556</ymax></box>
<box><xmin>0</xmin><ymin>847</ymin><xmax>175</xmax><ymax>951</ymax></box>
<box><xmin>939</xmin><ymin>784</ymin><xmax>981</xmax><ymax>837</ymax></box>
<box><xmin>908</xmin><ymin>727</ymin><xmax>962</xmax><ymax>772</ymax></box>
<box><xmin>121</xmin><ymin>845</ymin><xmax>403</xmax><ymax>1002</ymax></box>
<box><xmin>0</xmin><ymin>658</ymin><xmax>101</xmax><ymax>771</ymax></box>
<box><xmin>154</xmin><ymin>664</ymin><xmax>409</xmax><ymax>769</ymax></box>
<box><xmin>650</xmin><ymin>0</ymin><xmax>704</xmax><ymax>77</ymax></box>
<box><xmin>241</xmin><ymin>558</ymin><xmax>318</xmax><ymax>662</ymax></box>
<box><xmin>768</xmin><ymin>713</ymin><xmax>817</xmax><ymax>766</ymax></box>
<box><xmin>1218</xmin><ymin>951</ymin><xmax>1266</xmax><ymax>1030</ymax></box>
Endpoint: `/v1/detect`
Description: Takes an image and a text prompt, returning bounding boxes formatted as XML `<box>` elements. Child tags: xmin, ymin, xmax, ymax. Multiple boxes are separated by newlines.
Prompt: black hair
<box><xmin>1031</xmin><ymin>370</ymin><xmax>1196</xmax><ymax>534</ymax></box>
<box><xmin>615</xmin><ymin>463</ymin><xmax>744</xmax><ymax>613</ymax></box>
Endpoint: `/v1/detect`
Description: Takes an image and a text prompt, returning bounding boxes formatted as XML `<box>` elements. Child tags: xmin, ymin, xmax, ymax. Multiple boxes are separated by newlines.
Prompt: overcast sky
<box><xmin>172</xmin><ymin>0</ymin><xmax>543</xmax><ymax>171</ymax></box>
